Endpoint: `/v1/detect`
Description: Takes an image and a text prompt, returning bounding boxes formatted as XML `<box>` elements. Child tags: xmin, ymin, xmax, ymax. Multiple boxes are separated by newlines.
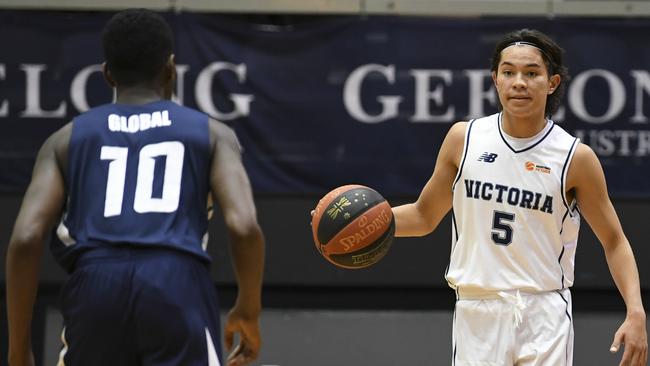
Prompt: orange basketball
<box><xmin>311</xmin><ymin>185</ymin><xmax>395</xmax><ymax>269</ymax></box>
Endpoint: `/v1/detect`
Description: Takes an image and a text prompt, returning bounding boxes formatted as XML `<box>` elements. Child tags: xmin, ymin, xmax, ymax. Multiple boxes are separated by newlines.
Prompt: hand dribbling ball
<box><xmin>311</xmin><ymin>185</ymin><xmax>395</xmax><ymax>269</ymax></box>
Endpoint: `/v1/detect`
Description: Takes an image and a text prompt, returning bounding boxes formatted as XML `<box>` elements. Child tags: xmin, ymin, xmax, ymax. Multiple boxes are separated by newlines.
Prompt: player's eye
<box><xmin>503</xmin><ymin>70</ymin><xmax>513</xmax><ymax>76</ymax></box>
<box><xmin>527</xmin><ymin>71</ymin><xmax>537</xmax><ymax>77</ymax></box>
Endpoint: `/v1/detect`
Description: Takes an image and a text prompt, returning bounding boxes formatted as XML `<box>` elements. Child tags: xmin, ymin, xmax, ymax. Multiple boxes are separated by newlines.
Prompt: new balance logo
<box><xmin>478</xmin><ymin>152</ymin><xmax>498</xmax><ymax>163</ymax></box>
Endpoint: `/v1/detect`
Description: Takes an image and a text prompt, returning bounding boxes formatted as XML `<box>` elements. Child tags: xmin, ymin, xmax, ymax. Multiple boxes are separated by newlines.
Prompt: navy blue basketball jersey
<box><xmin>53</xmin><ymin>100</ymin><xmax>212</xmax><ymax>271</ymax></box>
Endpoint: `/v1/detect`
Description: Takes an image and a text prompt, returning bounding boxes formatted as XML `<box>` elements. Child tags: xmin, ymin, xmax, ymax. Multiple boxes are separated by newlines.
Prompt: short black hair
<box><xmin>490</xmin><ymin>29</ymin><xmax>569</xmax><ymax>118</ymax></box>
<box><xmin>102</xmin><ymin>9</ymin><xmax>173</xmax><ymax>86</ymax></box>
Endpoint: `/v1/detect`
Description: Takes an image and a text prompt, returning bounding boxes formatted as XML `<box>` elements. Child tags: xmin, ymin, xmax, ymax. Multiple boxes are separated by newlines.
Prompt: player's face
<box><xmin>492</xmin><ymin>45</ymin><xmax>560</xmax><ymax>119</ymax></box>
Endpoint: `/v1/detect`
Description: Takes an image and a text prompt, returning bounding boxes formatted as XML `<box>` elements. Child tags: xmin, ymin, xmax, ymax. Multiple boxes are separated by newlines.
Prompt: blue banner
<box><xmin>1</xmin><ymin>12</ymin><xmax>649</xmax><ymax>196</ymax></box>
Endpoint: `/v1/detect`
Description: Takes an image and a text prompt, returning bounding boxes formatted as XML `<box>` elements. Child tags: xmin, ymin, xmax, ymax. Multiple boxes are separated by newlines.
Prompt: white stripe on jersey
<box><xmin>56</xmin><ymin>215</ymin><xmax>76</xmax><ymax>247</ymax></box>
<box><xmin>206</xmin><ymin>327</ymin><xmax>221</xmax><ymax>366</ymax></box>
<box><xmin>446</xmin><ymin>113</ymin><xmax>580</xmax><ymax>294</ymax></box>
<box><xmin>57</xmin><ymin>327</ymin><xmax>68</xmax><ymax>366</ymax></box>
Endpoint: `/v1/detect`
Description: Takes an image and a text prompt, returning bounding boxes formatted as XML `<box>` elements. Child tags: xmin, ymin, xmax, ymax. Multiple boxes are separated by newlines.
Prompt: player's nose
<box><xmin>512</xmin><ymin>73</ymin><xmax>527</xmax><ymax>89</ymax></box>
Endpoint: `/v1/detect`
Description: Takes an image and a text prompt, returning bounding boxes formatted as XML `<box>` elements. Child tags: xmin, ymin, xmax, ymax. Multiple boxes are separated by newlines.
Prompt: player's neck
<box><xmin>114</xmin><ymin>85</ymin><xmax>167</xmax><ymax>105</ymax></box>
<box><xmin>500</xmin><ymin>112</ymin><xmax>547</xmax><ymax>138</ymax></box>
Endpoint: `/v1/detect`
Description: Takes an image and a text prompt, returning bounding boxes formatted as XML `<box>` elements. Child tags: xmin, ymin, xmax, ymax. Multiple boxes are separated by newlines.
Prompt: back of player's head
<box><xmin>102</xmin><ymin>9</ymin><xmax>173</xmax><ymax>87</ymax></box>
<box><xmin>490</xmin><ymin>29</ymin><xmax>569</xmax><ymax>117</ymax></box>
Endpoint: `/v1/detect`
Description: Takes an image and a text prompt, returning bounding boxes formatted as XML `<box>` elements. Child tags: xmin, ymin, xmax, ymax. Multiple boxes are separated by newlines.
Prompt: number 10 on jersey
<box><xmin>101</xmin><ymin>141</ymin><xmax>185</xmax><ymax>217</ymax></box>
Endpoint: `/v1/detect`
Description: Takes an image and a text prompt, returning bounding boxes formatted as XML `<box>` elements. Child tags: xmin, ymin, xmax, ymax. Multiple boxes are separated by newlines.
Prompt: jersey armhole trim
<box><xmin>445</xmin><ymin>210</ymin><xmax>459</xmax><ymax>279</ymax></box>
<box><xmin>451</xmin><ymin>119</ymin><xmax>475</xmax><ymax>192</ymax></box>
<box><xmin>560</xmin><ymin>137</ymin><xmax>580</xmax><ymax>217</ymax></box>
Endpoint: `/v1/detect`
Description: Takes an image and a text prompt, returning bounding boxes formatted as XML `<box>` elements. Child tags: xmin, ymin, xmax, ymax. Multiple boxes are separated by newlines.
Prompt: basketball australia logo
<box><xmin>525</xmin><ymin>161</ymin><xmax>551</xmax><ymax>174</ymax></box>
<box><xmin>327</xmin><ymin>196</ymin><xmax>351</xmax><ymax>219</ymax></box>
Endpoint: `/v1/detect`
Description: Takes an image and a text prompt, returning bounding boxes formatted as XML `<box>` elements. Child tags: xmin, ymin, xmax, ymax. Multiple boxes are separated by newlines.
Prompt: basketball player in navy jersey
<box><xmin>7</xmin><ymin>9</ymin><xmax>264</xmax><ymax>366</ymax></box>
<box><xmin>391</xmin><ymin>29</ymin><xmax>647</xmax><ymax>365</ymax></box>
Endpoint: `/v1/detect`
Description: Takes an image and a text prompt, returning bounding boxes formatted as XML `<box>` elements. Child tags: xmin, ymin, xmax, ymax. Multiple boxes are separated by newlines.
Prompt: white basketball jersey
<box><xmin>446</xmin><ymin>113</ymin><xmax>580</xmax><ymax>294</ymax></box>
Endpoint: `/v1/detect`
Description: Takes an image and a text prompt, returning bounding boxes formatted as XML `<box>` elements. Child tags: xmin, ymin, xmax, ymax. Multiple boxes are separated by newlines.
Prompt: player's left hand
<box><xmin>224</xmin><ymin>306</ymin><xmax>261</xmax><ymax>366</ymax></box>
<box><xmin>610</xmin><ymin>311</ymin><xmax>647</xmax><ymax>366</ymax></box>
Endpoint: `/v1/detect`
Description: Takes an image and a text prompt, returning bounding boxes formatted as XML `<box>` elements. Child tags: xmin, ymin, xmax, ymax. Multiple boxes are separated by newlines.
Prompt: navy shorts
<box><xmin>57</xmin><ymin>246</ymin><xmax>222</xmax><ymax>366</ymax></box>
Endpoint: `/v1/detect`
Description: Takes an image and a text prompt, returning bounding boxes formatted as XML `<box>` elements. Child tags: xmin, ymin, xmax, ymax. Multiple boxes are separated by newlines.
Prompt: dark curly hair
<box><xmin>491</xmin><ymin>29</ymin><xmax>569</xmax><ymax>118</ymax></box>
<box><xmin>102</xmin><ymin>9</ymin><xmax>174</xmax><ymax>86</ymax></box>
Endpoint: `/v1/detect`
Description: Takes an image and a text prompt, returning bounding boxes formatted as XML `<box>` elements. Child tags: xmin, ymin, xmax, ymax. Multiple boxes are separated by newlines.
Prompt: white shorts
<box><xmin>452</xmin><ymin>288</ymin><xmax>573</xmax><ymax>366</ymax></box>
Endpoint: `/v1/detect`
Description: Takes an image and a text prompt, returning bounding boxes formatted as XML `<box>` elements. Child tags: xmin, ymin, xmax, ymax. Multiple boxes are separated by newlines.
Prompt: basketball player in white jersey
<box><xmin>392</xmin><ymin>29</ymin><xmax>647</xmax><ymax>365</ymax></box>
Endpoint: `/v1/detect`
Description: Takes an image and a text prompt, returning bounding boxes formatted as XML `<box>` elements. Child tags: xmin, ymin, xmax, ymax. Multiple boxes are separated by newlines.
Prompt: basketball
<box><xmin>311</xmin><ymin>184</ymin><xmax>395</xmax><ymax>269</ymax></box>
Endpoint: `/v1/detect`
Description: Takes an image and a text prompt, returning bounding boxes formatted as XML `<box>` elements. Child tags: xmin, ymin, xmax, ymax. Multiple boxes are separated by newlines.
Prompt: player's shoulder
<box><xmin>208</xmin><ymin>118</ymin><xmax>241</xmax><ymax>153</ymax></box>
<box><xmin>208</xmin><ymin>118</ymin><xmax>236</xmax><ymax>138</ymax></box>
<box><xmin>462</xmin><ymin>112</ymin><xmax>500</xmax><ymax>134</ymax></box>
<box><xmin>470</xmin><ymin>113</ymin><xmax>499</xmax><ymax>124</ymax></box>
<box><xmin>448</xmin><ymin>121</ymin><xmax>468</xmax><ymax>136</ymax></box>
<box><xmin>547</xmin><ymin>119</ymin><xmax>578</xmax><ymax>142</ymax></box>
<box><xmin>35</xmin><ymin>122</ymin><xmax>73</xmax><ymax>172</ymax></box>
<box><xmin>72</xmin><ymin>103</ymin><xmax>114</xmax><ymax>122</ymax></box>
<box><xmin>42</xmin><ymin>122</ymin><xmax>73</xmax><ymax>150</ymax></box>
<box><xmin>446</xmin><ymin>112</ymin><xmax>499</xmax><ymax>141</ymax></box>
<box><xmin>76</xmin><ymin>101</ymin><xmax>209</xmax><ymax>121</ymax></box>
<box><xmin>566</xmin><ymin>142</ymin><xmax>602</xmax><ymax>187</ymax></box>
<box><xmin>444</xmin><ymin>120</ymin><xmax>479</xmax><ymax>149</ymax></box>
<box><xmin>571</xmin><ymin>142</ymin><xmax>598</xmax><ymax>165</ymax></box>
<box><xmin>53</xmin><ymin>121</ymin><xmax>73</xmax><ymax>141</ymax></box>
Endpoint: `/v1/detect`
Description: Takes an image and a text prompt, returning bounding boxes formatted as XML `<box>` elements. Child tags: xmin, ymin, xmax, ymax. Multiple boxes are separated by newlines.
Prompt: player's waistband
<box><xmin>455</xmin><ymin>287</ymin><xmax>570</xmax><ymax>300</ymax></box>
<box><xmin>74</xmin><ymin>244</ymin><xmax>209</xmax><ymax>269</ymax></box>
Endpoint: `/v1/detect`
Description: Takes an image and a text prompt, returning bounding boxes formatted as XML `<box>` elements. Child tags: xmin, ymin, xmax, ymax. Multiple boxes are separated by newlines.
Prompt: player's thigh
<box><xmin>453</xmin><ymin>299</ymin><xmax>514</xmax><ymax>365</ymax></box>
<box><xmin>517</xmin><ymin>290</ymin><xmax>573</xmax><ymax>366</ymax></box>
<box><xmin>134</xmin><ymin>253</ymin><xmax>222</xmax><ymax>365</ymax></box>
<box><xmin>58</xmin><ymin>262</ymin><xmax>138</xmax><ymax>365</ymax></box>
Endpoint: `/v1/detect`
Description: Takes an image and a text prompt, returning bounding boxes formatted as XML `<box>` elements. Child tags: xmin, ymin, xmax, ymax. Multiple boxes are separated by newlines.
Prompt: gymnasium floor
<box><xmin>43</xmin><ymin>307</ymin><xmax>629</xmax><ymax>365</ymax></box>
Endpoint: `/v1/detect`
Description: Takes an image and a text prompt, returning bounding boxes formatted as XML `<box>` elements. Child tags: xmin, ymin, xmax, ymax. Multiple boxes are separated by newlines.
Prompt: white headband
<box><xmin>502</xmin><ymin>41</ymin><xmax>552</xmax><ymax>63</ymax></box>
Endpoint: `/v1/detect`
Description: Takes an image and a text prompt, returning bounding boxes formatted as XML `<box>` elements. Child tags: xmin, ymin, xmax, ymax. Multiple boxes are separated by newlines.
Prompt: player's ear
<box><xmin>491</xmin><ymin>71</ymin><xmax>498</xmax><ymax>87</ymax></box>
<box><xmin>548</xmin><ymin>74</ymin><xmax>561</xmax><ymax>95</ymax></box>
<box><xmin>102</xmin><ymin>62</ymin><xmax>117</xmax><ymax>88</ymax></box>
<box><xmin>162</xmin><ymin>54</ymin><xmax>176</xmax><ymax>100</ymax></box>
<box><xmin>166</xmin><ymin>54</ymin><xmax>176</xmax><ymax>82</ymax></box>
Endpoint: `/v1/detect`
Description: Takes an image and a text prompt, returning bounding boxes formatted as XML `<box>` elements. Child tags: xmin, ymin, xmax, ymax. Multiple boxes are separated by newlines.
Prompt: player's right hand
<box><xmin>224</xmin><ymin>306</ymin><xmax>262</xmax><ymax>366</ymax></box>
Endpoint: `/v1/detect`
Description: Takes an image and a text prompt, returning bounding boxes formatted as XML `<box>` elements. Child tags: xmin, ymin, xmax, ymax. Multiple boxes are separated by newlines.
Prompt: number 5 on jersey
<box><xmin>492</xmin><ymin>210</ymin><xmax>515</xmax><ymax>246</ymax></box>
<box><xmin>101</xmin><ymin>141</ymin><xmax>185</xmax><ymax>217</ymax></box>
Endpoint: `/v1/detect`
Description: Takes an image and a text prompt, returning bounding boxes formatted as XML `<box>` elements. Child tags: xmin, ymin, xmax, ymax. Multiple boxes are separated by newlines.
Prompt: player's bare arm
<box><xmin>392</xmin><ymin>121</ymin><xmax>466</xmax><ymax>237</ymax></box>
<box><xmin>567</xmin><ymin>143</ymin><xmax>647</xmax><ymax>366</ymax></box>
<box><xmin>208</xmin><ymin>118</ymin><xmax>265</xmax><ymax>366</ymax></box>
<box><xmin>6</xmin><ymin>123</ymin><xmax>70</xmax><ymax>366</ymax></box>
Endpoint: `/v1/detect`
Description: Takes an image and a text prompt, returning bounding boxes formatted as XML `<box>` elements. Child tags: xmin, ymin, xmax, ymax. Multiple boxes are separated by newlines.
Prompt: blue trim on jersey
<box><xmin>452</xmin><ymin>339</ymin><xmax>457</xmax><ymax>365</ymax></box>
<box><xmin>451</xmin><ymin>120</ymin><xmax>475</xmax><ymax>191</ymax></box>
<box><xmin>445</xmin><ymin>211</ymin><xmax>459</xmax><ymax>279</ymax></box>
<box><xmin>558</xmin><ymin>246</ymin><xmax>566</xmax><ymax>289</ymax></box>
<box><xmin>556</xmin><ymin>290</ymin><xmax>573</xmax><ymax>322</ymax></box>
<box><xmin>560</xmin><ymin>138</ymin><xmax>580</xmax><ymax>217</ymax></box>
<box><xmin>556</xmin><ymin>290</ymin><xmax>573</xmax><ymax>366</ymax></box>
<box><xmin>452</xmin><ymin>301</ymin><xmax>457</xmax><ymax>366</ymax></box>
<box><xmin>559</xmin><ymin>208</ymin><xmax>570</xmax><ymax>235</ymax></box>
<box><xmin>452</xmin><ymin>211</ymin><xmax>458</xmax><ymax>243</ymax></box>
<box><xmin>558</xmin><ymin>207</ymin><xmax>570</xmax><ymax>290</ymax></box>
<box><xmin>497</xmin><ymin>112</ymin><xmax>556</xmax><ymax>154</ymax></box>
